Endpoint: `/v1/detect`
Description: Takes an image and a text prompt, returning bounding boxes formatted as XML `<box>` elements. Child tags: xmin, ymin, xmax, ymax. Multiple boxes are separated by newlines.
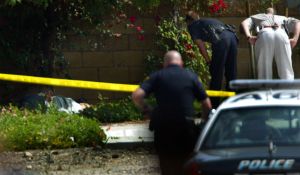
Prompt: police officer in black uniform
<box><xmin>132</xmin><ymin>50</ymin><xmax>212</xmax><ymax>175</ymax></box>
<box><xmin>186</xmin><ymin>10</ymin><xmax>238</xmax><ymax>108</ymax></box>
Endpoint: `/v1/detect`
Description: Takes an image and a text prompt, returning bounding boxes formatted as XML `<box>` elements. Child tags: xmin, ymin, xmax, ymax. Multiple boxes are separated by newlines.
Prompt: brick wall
<box><xmin>55</xmin><ymin>14</ymin><xmax>300</xmax><ymax>103</ymax></box>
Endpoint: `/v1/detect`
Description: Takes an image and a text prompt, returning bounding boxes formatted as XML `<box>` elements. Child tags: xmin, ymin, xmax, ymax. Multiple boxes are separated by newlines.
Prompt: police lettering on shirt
<box><xmin>238</xmin><ymin>159</ymin><xmax>295</xmax><ymax>171</ymax></box>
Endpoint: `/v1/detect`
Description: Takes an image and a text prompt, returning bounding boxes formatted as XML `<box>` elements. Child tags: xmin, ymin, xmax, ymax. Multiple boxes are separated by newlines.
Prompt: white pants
<box><xmin>255</xmin><ymin>28</ymin><xmax>294</xmax><ymax>79</ymax></box>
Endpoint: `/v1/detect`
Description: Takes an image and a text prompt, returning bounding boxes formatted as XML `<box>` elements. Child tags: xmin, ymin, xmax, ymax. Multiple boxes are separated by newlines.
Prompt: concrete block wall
<box><xmin>55</xmin><ymin>15</ymin><xmax>300</xmax><ymax>103</ymax></box>
<box><xmin>55</xmin><ymin>17</ymin><xmax>157</xmax><ymax>103</ymax></box>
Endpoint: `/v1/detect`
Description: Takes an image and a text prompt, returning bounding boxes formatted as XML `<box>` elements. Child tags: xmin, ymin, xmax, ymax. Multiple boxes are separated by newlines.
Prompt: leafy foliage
<box><xmin>145</xmin><ymin>18</ymin><xmax>211</xmax><ymax>87</ymax></box>
<box><xmin>80</xmin><ymin>96</ymin><xmax>143</xmax><ymax>123</ymax></box>
<box><xmin>0</xmin><ymin>106</ymin><xmax>106</xmax><ymax>151</ymax></box>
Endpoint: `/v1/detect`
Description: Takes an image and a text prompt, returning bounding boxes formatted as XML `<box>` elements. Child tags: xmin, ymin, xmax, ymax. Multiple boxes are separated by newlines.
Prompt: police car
<box><xmin>184</xmin><ymin>80</ymin><xmax>300</xmax><ymax>175</ymax></box>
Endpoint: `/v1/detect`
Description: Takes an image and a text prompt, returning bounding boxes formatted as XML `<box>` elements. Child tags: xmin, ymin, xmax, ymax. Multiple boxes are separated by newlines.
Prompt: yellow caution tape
<box><xmin>206</xmin><ymin>90</ymin><xmax>235</xmax><ymax>97</ymax></box>
<box><xmin>0</xmin><ymin>73</ymin><xmax>138</xmax><ymax>92</ymax></box>
<box><xmin>0</xmin><ymin>73</ymin><xmax>235</xmax><ymax>97</ymax></box>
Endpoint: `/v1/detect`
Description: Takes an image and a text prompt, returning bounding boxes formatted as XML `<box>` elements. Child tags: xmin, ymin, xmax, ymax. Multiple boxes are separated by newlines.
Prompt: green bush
<box><xmin>0</xmin><ymin>106</ymin><xmax>106</xmax><ymax>151</ymax></box>
<box><xmin>80</xmin><ymin>96</ymin><xmax>143</xmax><ymax>123</ymax></box>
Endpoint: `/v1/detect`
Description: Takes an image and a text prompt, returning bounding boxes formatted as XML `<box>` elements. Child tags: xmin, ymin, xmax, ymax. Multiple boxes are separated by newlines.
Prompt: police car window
<box><xmin>202</xmin><ymin>107</ymin><xmax>300</xmax><ymax>150</ymax></box>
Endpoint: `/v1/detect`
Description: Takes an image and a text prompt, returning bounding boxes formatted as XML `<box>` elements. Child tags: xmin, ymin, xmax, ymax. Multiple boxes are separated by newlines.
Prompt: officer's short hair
<box><xmin>266</xmin><ymin>7</ymin><xmax>275</xmax><ymax>14</ymax></box>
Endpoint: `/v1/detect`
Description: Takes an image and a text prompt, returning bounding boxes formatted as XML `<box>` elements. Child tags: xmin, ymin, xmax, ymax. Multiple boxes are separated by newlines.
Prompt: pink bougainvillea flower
<box><xmin>211</xmin><ymin>2</ymin><xmax>220</xmax><ymax>13</ymax></box>
<box><xmin>209</xmin><ymin>6</ymin><xmax>215</xmax><ymax>14</ymax></box>
<box><xmin>209</xmin><ymin>0</ymin><xmax>228</xmax><ymax>14</ymax></box>
<box><xmin>129</xmin><ymin>16</ymin><xmax>136</xmax><ymax>24</ymax></box>
<box><xmin>213</xmin><ymin>3</ymin><xmax>220</xmax><ymax>12</ymax></box>
<box><xmin>209</xmin><ymin>5</ymin><xmax>216</xmax><ymax>14</ymax></box>
<box><xmin>137</xmin><ymin>34</ymin><xmax>145</xmax><ymax>41</ymax></box>
<box><xmin>221</xmin><ymin>2</ymin><xmax>228</xmax><ymax>8</ymax></box>
<box><xmin>209</xmin><ymin>2</ymin><xmax>218</xmax><ymax>14</ymax></box>
<box><xmin>185</xmin><ymin>43</ymin><xmax>193</xmax><ymax>50</ymax></box>
<box><xmin>136</xmin><ymin>26</ymin><xmax>143</xmax><ymax>32</ymax></box>
<box><xmin>218</xmin><ymin>0</ymin><xmax>227</xmax><ymax>9</ymax></box>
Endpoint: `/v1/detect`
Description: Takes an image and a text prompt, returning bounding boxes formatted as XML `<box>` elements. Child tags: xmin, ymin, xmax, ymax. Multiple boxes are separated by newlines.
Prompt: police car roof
<box><xmin>229</xmin><ymin>79</ymin><xmax>300</xmax><ymax>90</ymax></box>
<box><xmin>218</xmin><ymin>79</ymin><xmax>300</xmax><ymax>110</ymax></box>
<box><xmin>219</xmin><ymin>89</ymin><xmax>300</xmax><ymax>110</ymax></box>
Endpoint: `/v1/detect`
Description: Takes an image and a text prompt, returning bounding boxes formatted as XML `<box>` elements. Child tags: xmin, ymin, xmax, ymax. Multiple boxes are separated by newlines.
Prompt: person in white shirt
<box><xmin>241</xmin><ymin>7</ymin><xmax>300</xmax><ymax>79</ymax></box>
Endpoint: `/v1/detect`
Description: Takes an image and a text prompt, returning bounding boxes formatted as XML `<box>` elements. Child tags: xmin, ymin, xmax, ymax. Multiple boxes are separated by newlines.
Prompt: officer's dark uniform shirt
<box><xmin>140</xmin><ymin>64</ymin><xmax>207</xmax><ymax>120</ymax></box>
<box><xmin>187</xmin><ymin>17</ymin><xmax>238</xmax><ymax>104</ymax></box>
<box><xmin>188</xmin><ymin>18</ymin><xmax>225</xmax><ymax>43</ymax></box>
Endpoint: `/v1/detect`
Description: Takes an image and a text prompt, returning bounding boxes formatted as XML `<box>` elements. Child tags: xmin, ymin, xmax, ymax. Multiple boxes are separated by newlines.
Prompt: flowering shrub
<box><xmin>145</xmin><ymin>18</ymin><xmax>210</xmax><ymax>88</ymax></box>
<box><xmin>208</xmin><ymin>0</ymin><xmax>228</xmax><ymax>14</ymax></box>
<box><xmin>125</xmin><ymin>15</ymin><xmax>145</xmax><ymax>41</ymax></box>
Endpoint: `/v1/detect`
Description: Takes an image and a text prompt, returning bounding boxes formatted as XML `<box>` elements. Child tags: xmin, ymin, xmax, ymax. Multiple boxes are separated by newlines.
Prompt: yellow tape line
<box><xmin>0</xmin><ymin>73</ymin><xmax>138</xmax><ymax>92</ymax></box>
<box><xmin>0</xmin><ymin>73</ymin><xmax>235</xmax><ymax>97</ymax></box>
<box><xmin>206</xmin><ymin>90</ymin><xmax>235</xmax><ymax>97</ymax></box>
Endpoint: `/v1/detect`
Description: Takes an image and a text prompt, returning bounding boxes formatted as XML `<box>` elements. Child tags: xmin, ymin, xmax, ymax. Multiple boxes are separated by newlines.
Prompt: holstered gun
<box><xmin>207</xmin><ymin>24</ymin><xmax>237</xmax><ymax>44</ymax></box>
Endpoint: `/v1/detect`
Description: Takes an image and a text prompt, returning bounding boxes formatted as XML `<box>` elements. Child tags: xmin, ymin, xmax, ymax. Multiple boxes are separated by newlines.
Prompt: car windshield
<box><xmin>202</xmin><ymin>106</ymin><xmax>300</xmax><ymax>150</ymax></box>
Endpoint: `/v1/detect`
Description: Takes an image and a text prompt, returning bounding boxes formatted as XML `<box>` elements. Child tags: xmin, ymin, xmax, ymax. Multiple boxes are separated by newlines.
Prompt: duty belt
<box><xmin>261</xmin><ymin>25</ymin><xmax>282</xmax><ymax>30</ymax></box>
<box><xmin>206</xmin><ymin>24</ymin><xmax>237</xmax><ymax>43</ymax></box>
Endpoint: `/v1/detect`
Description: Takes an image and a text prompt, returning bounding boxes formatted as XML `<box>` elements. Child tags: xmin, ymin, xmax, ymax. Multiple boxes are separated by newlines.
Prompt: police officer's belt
<box><xmin>207</xmin><ymin>24</ymin><xmax>237</xmax><ymax>43</ymax></box>
<box><xmin>260</xmin><ymin>25</ymin><xmax>282</xmax><ymax>30</ymax></box>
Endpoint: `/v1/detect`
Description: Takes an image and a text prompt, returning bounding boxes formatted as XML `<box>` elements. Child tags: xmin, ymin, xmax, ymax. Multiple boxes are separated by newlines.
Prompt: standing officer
<box><xmin>186</xmin><ymin>10</ymin><xmax>238</xmax><ymax>108</ymax></box>
<box><xmin>132</xmin><ymin>50</ymin><xmax>212</xmax><ymax>175</ymax></box>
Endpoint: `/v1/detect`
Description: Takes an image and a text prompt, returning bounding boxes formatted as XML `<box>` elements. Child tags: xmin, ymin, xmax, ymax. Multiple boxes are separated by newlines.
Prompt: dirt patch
<box><xmin>0</xmin><ymin>144</ymin><xmax>160</xmax><ymax>175</ymax></box>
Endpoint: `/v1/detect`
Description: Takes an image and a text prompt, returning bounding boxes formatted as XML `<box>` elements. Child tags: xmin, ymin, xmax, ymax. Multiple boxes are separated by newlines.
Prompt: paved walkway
<box><xmin>102</xmin><ymin>120</ymin><xmax>154</xmax><ymax>144</ymax></box>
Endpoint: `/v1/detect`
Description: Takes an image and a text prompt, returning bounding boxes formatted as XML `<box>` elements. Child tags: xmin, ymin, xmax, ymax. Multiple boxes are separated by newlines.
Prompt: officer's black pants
<box><xmin>210</xmin><ymin>30</ymin><xmax>238</xmax><ymax>108</ymax></box>
<box><xmin>153</xmin><ymin>121</ymin><xmax>197</xmax><ymax>175</ymax></box>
